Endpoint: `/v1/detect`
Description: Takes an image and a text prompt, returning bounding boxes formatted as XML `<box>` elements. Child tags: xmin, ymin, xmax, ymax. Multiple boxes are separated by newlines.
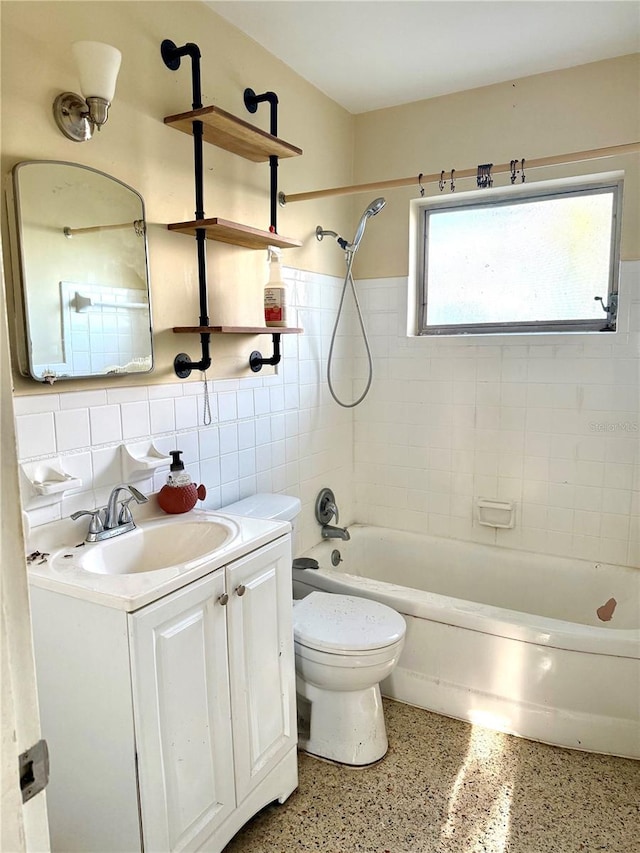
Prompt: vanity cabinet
<box><xmin>30</xmin><ymin>534</ymin><xmax>296</xmax><ymax>853</ymax></box>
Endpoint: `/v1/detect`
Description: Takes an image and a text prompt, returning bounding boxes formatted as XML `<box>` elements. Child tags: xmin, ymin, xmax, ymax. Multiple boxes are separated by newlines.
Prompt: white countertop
<box><xmin>27</xmin><ymin>508</ymin><xmax>290</xmax><ymax>612</ymax></box>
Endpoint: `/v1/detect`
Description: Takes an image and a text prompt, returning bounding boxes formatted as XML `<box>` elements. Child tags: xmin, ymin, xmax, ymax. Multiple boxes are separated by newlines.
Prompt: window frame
<box><xmin>412</xmin><ymin>173</ymin><xmax>623</xmax><ymax>337</ymax></box>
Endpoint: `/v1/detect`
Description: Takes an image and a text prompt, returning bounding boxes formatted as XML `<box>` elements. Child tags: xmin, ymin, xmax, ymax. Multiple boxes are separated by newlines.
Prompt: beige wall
<box><xmin>352</xmin><ymin>54</ymin><xmax>640</xmax><ymax>279</ymax></box>
<box><xmin>1</xmin><ymin>1</ymin><xmax>355</xmax><ymax>393</ymax></box>
<box><xmin>2</xmin><ymin>4</ymin><xmax>638</xmax><ymax>389</ymax></box>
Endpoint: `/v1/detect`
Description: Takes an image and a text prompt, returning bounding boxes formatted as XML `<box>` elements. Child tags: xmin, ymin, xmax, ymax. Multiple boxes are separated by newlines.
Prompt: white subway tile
<box><xmin>59</xmin><ymin>390</ymin><xmax>107</xmax><ymax>410</ymax></box>
<box><xmin>199</xmin><ymin>427</ymin><xmax>220</xmax><ymax>461</ymax></box>
<box><xmin>219</xmin><ymin>424</ymin><xmax>238</xmax><ymax>455</ymax></box>
<box><xmin>121</xmin><ymin>401</ymin><xmax>151</xmax><ymax>440</ymax></box>
<box><xmin>174</xmin><ymin>396</ymin><xmax>198</xmax><ymax>431</ymax></box>
<box><xmin>16</xmin><ymin>412</ymin><xmax>56</xmax><ymax>459</ymax></box>
<box><xmin>150</xmin><ymin>399</ymin><xmax>175</xmax><ymax>435</ymax></box>
<box><xmin>13</xmin><ymin>394</ymin><xmax>60</xmax><ymax>415</ymax></box>
<box><xmin>55</xmin><ymin>408</ymin><xmax>91</xmax><ymax>452</ymax></box>
<box><xmin>237</xmin><ymin>389</ymin><xmax>255</xmax><ymax>419</ymax></box>
<box><xmin>90</xmin><ymin>405</ymin><xmax>122</xmax><ymax>445</ymax></box>
<box><xmin>106</xmin><ymin>387</ymin><xmax>148</xmax><ymax>404</ymax></box>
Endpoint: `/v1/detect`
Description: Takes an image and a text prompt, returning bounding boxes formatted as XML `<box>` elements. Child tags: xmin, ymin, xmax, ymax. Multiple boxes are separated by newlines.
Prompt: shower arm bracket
<box><xmin>244</xmin><ymin>87</ymin><xmax>280</xmax><ymax>233</ymax></box>
<box><xmin>249</xmin><ymin>333</ymin><xmax>281</xmax><ymax>372</ymax></box>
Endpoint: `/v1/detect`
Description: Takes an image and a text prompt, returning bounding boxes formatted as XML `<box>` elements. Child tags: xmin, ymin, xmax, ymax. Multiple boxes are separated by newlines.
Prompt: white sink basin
<box><xmin>69</xmin><ymin>518</ymin><xmax>237</xmax><ymax>575</ymax></box>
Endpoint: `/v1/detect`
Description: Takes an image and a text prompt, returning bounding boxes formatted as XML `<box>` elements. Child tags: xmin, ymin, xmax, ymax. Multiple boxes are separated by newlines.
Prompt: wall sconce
<box><xmin>53</xmin><ymin>41</ymin><xmax>121</xmax><ymax>142</ymax></box>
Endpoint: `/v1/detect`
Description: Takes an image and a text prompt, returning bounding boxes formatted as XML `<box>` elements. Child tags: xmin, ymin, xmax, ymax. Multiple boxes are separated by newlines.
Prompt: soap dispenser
<box><xmin>264</xmin><ymin>246</ymin><xmax>288</xmax><ymax>327</ymax></box>
<box><xmin>157</xmin><ymin>450</ymin><xmax>206</xmax><ymax>514</ymax></box>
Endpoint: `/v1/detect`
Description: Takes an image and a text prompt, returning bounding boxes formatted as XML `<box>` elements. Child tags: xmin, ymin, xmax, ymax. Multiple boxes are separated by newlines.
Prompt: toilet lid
<box><xmin>293</xmin><ymin>592</ymin><xmax>406</xmax><ymax>653</ymax></box>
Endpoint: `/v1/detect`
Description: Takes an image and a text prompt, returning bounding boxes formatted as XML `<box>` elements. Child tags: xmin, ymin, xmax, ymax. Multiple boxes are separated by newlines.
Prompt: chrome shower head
<box><xmin>351</xmin><ymin>197</ymin><xmax>386</xmax><ymax>250</ymax></box>
<box><xmin>366</xmin><ymin>197</ymin><xmax>386</xmax><ymax>217</ymax></box>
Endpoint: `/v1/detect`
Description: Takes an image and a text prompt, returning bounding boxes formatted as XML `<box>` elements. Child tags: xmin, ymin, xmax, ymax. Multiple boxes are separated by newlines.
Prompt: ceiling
<box><xmin>209</xmin><ymin>1</ymin><xmax>640</xmax><ymax>113</ymax></box>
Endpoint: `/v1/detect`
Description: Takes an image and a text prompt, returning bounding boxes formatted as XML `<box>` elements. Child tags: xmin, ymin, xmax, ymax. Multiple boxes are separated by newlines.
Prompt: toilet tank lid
<box><xmin>221</xmin><ymin>493</ymin><xmax>301</xmax><ymax>523</ymax></box>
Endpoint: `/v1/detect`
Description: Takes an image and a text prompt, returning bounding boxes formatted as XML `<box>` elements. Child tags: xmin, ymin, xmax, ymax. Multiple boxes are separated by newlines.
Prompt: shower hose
<box><xmin>326</xmin><ymin>248</ymin><xmax>374</xmax><ymax>408</ymax></box>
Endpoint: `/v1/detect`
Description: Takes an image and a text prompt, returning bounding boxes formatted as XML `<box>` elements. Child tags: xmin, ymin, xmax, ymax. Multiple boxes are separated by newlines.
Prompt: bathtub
<box><xmin>293</xmin><ymin>525</ymin><xmax>640</xmax><ymax>759</ymax></box>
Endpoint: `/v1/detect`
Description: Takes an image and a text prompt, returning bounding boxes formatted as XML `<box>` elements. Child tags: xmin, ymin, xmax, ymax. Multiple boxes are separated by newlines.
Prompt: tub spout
<box><xmin>321</xmin><ymin>524</ymin><xmax>350</xmax><ymax>541</ymax></box>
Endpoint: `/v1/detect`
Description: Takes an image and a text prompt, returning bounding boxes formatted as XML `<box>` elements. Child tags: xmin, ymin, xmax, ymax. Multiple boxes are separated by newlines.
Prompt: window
<box><xmin>413</xmin><ymin>174</ymin><xmax>622</xmax><ymax>336</ymax></box>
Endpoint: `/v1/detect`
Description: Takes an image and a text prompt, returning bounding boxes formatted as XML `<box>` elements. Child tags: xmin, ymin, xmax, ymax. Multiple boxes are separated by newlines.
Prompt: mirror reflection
<box><xmin>11</xmin><ymin>161</ymin><xmax>153</xmax><ymax>382</ymax></box>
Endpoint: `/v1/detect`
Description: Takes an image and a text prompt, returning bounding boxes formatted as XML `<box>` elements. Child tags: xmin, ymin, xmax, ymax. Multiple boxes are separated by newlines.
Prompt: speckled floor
<box><xmin>224</xmin><ymin>699</ymin><xmax>640</xmax><ymax>853</ymax></box>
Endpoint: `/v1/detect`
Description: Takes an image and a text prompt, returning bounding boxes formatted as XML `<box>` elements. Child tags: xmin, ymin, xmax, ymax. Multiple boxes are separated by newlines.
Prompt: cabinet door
<box><xmin>129</xmin><ymin>571</ymin><xmax>235</xmax><ymax>852</ymax></box>
<box><xmin>227</xmin><ymin>536</ymin><xmax>296</xmax><ymax>802</ymax></box>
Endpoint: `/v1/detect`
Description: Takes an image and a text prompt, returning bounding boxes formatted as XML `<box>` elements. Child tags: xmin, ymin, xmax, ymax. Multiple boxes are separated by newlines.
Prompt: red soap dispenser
<box><xmin>157</xmin><ymin>450</ymin><xmax>206</xmax><ymax>514</ymax></box>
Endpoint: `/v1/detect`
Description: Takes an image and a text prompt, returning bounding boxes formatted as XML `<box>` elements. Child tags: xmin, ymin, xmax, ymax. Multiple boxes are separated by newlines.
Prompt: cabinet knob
<box><xmin>218</xmin><ymin>593</ymin><xmax>229</xmax><ymax>606</ymax></box>
<box><xmin>235</xmin><ymin>584</ymin><xmax>246</xmax><ymax>597</ymax></box>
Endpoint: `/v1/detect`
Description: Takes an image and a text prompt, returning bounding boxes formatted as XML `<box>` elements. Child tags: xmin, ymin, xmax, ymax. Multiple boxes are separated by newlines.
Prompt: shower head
<box><xmin>351</xmin><ymin>197</ymin><xmax>386</xmax><ymax>250</ymax></box>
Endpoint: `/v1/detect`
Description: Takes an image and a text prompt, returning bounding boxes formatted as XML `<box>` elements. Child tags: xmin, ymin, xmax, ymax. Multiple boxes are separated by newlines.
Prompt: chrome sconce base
<box><xmin>53</xmin><ymin>92</ymin><xmax>110</xmax><ymax>142</ymax></box>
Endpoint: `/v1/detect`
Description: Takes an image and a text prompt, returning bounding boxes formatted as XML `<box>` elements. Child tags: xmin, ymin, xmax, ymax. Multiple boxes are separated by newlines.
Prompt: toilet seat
<box><xmin>293</xmin><ymin>592</ymin><xmax>406</xmax><ymax>655</ymax></box>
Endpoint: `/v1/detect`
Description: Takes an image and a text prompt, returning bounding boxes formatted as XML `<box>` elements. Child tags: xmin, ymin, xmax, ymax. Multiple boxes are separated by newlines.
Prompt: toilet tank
<box><xmin>221</xmin><ymin>494</ymin><xmax>301</xmax><ymax>551</ymax></box>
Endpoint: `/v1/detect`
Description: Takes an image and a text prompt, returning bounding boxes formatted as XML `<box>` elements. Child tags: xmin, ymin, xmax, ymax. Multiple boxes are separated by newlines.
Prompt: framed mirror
<box><xmin>9</xmin><ymin>161</ymin><xmax>153</xmax><ymax>382</ymax></box>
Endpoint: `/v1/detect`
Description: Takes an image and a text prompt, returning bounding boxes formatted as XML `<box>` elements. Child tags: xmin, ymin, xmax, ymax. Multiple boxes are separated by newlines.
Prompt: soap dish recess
<box><xmin>121</xmin><ymin>442</ymin><xmax>171</xmax><ymax>481</ymax></box>
<box><xmin>476</xmin><ymin>498</ymin><xmax>516</xmax><ymax>529</ymax></box>
<box><xmin>20</xmin><ymin>459</ymin><xmax>83</xmax><ymax>509</ymax></box>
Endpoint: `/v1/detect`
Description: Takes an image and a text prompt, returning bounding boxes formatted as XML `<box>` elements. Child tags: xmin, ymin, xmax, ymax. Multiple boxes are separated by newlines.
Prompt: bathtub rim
<box><xmin>293</xmin><ymin>564</ymin><xmax>639</xmax><ymax>661</ymax></box>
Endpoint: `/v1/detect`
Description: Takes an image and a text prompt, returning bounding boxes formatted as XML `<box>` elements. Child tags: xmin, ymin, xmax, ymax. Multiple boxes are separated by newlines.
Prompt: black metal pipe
<box><xmin>162</xmin><ymin>39</ymin><xmax>211</xmax><ymax>378</ymax></box>
<box><xmin>249</xmin><ymin>334</ymin><xmax>281</xmax><ymax>372</ymax></box>
<box><xmin>244</xmin><ymin>89</ymin><xmax>280</xmax><ymax>232</ymax></box>
<box><xmin>269</xmin><ymin>155</ymin><xmax>278</xmax><ymax>233</ymax></box>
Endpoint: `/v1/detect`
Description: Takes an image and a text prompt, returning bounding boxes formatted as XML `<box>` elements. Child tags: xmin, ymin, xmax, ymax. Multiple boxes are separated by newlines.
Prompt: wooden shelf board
<box><xmin>164</xmin><ymin>105</ymin><xmax>302</xmax><ymax>162</ymax></box>
<box><xmin>167</xmin><ymin>218</ymin><xmax>302</xmax><ymax>250</ymax></box>
<box><xmin>173</xmin><ymin>326</ymin><xmax>303</xmax><ymax>335</ymax></box>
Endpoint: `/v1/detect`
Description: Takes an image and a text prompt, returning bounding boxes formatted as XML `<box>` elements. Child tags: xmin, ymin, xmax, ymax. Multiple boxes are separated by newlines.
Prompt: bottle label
<box><xmin>264</xmin><ymin>287</ymin><xmax>284</xmax><ymax>323</ymax></box>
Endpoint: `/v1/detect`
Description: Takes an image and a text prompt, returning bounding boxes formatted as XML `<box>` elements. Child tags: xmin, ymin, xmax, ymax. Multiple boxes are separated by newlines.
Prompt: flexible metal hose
<box><xmin>326</xmin><ymin>249</ymin><xmax>374</xmax><ymax>408</ymax></box>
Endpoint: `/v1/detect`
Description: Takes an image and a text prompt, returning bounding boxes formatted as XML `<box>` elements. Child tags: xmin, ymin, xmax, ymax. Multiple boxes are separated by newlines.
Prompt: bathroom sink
<box><xmin>70</xmin><ymin>518</ymin><xmax>237</xmax><ymax>575</ymax></box>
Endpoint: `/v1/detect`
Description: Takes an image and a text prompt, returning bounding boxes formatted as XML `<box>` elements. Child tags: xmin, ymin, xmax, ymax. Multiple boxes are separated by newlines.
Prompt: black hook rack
<box><xmin>249</xmin><ymin>333</ymin><xmax>282</xmax><ymax>372</ymax></box>
<box><xmin>162</xmin><ymin>39</ymin><xmax>211</xmax><ymax>378</ymax></box>
<box><xmin>244</xmin><ymin>87</ymin><xmax>280</xmax><ymax>234</ymax></box>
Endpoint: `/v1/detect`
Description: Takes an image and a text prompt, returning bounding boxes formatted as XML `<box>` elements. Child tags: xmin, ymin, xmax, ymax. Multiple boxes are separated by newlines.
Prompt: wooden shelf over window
<box><xmin>164</xmin><ymin>105</ymin><xmax>303</xmax><ymax>162</ymax></box>
<box><xmin>167</xmin><ymin>218</ymin><xmax>302</xmax><ymax>250</ymax></box>
<box><xmin>172</xmin><ymin>326</ymin><xmax>303</xmax><ymax>335</ymax></box>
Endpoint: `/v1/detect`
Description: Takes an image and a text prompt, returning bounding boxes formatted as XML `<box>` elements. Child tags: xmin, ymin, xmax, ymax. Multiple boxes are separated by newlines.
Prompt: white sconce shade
<box><xmin>54</xmin><ymin>41</ymin><xmax>122</xmax><ymax>141</ymax></box>
<box><xmin>71</xmin><ymin>41</ymin><xmax>121</xmax><ymax>101</ymax></box>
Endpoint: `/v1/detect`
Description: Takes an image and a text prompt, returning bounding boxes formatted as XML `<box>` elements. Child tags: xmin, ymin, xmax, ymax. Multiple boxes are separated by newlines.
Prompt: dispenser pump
<box><xmin>167</xmin><ymin>450</ymin><xmax>192</xmax><ymax>486</ymax></box>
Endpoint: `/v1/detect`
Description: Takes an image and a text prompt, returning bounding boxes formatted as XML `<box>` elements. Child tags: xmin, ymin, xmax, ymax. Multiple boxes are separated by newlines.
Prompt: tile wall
<box><xmin>353</xmin><ymin>261</ymin><xmax>640</xmax><ymax>567</ymax></box>
<box><xmin>13</xmin><ymin>262</ymin><xmax>640</xmax><ymax>567</ymax></box>
<box><xmin>13</xmin><ymin>269</ymin><xmax>354</xmax><ymax>555</ymax></box>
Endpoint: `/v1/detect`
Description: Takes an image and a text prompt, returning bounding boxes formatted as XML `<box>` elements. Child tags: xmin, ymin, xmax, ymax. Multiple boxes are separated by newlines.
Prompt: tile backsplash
<box><xmin>13</xmin><ymin>263</ymin><xmax>639</xmax><ymax>567</ymax></box>
<box><xmin>13</xmin><ymin>269</ymin><xmax>354</xmax><ymax>556</ymax></box>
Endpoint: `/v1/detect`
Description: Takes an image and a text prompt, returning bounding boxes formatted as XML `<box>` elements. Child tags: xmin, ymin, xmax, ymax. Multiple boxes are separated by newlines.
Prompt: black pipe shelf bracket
<box><xmin>161</xmin><ymin>38</ymin><xmax>211</xmax><ymax>379</ymax></box>
<box><xmin>250</xmin><ymin>333</ymin><xmax>282</xmax><ymax>373</ymax></box>
<box><xmin>243</xmin><ymin>87</ymin><xmax>280</xmax><ymax>234</ymax></box>
<box><xmin>162</xmin><ymin>41</ymin><xmax>303</xmax><ymax>379</ymax></box>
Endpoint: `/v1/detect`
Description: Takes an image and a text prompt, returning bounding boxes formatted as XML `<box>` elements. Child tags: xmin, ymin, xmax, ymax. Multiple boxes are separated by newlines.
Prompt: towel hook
<box><xmin>477</xmin><ymin>163</ymin><xmax>493</xmax><ymax>189</ymax></box>
<box><xmin>438</xmin><ymin>171</ymin><xmax>445</xmax><ymax>192</ymax></box>
<box><xmin>450</xmin><ymin>168</ymin><xmax>456</xmax><ymax>192</ymax></box>
<box><xmin>418</xmin><ymin>173</ymin><xmax>425</xmax><ymax>197</ymax></box>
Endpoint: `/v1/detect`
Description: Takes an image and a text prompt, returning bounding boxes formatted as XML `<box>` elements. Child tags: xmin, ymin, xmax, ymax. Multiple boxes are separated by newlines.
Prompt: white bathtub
<box><xmin>293</xmin><ymin>525</ymin><xmax>640</xmax><ymax>759</ymax></box>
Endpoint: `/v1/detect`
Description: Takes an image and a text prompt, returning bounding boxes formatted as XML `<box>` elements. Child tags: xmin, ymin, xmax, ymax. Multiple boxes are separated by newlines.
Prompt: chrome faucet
<box><xmin>321</xmin><ymin>524</ymin><xmax>350</xmax><ymax>541</ymax></box>
<box><xmin>71</xmin><ymin>484</ymin><xmax>148</xmax><ymax>543</ymax></box>
<box><xmin>315</xmin><ymin>487</ymin><xmax>350</xmax><ymax>541</ymax></box>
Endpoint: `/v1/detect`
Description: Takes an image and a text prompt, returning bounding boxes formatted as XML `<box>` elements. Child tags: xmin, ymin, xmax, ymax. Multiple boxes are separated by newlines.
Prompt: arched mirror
<box><xmin>9</xmin><ymin>161</ymin><xmax>153</xmax><ymax>382</ymax></box>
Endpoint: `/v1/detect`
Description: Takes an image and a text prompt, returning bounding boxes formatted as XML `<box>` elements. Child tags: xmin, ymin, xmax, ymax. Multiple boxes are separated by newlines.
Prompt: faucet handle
<box><xmin>70</xmin><ymin>509</ymin><xmax>104</xmax><ymax>535</ymax></box>
<box><xmin>315</xmin><ymin>487</ymin><xmax>339</xmax><ymax>525</ymax></box>
<box><xmin>118</xmin><ymin>498</ymin><xmax>135</xmax><ymax>525</ymax></box>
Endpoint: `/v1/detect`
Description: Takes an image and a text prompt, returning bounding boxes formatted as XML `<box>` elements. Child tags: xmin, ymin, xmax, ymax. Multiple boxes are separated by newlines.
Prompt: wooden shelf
<box><xmin>164</xmin><ymin>105</ymin><xmax>303</xmax><ymax>163</ymax></box>
<box><xmin>167</xmin><ymin>218</ymin><xmax>302</xmax><ymax>250</ymax></box>
<box><xmin>173</xmin><ymin>326</ymin><xmax>303</xmax><ymax>335</ymax></box>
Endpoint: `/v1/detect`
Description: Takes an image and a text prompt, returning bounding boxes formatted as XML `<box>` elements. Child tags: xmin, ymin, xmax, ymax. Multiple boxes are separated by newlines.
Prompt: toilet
<box><xmin>222</xmin><ymin>494</ymin><xmax>407</xmax><ymax>766</ymax></box>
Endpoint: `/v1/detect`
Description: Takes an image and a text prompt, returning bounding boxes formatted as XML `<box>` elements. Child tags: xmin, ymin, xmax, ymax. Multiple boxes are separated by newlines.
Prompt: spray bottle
<box><xmin>263</xmin><ymin>246</ymin><xmax>287</xmax><ymax>327</ymax></box>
